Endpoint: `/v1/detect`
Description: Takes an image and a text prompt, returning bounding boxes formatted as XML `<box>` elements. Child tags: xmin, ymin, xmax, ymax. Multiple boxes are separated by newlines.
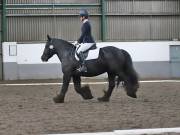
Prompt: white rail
<box><xmin>47</xmin><ymin>127</ymin><xmax>180</xmax><ymax>135</ymax></box>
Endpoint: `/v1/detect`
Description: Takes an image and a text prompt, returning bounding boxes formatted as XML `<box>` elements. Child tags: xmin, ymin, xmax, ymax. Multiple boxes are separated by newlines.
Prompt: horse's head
<box><xmin>41</xmin><ymin>35</ymin><xmax>57</xmax><ymax>62</ymax></box>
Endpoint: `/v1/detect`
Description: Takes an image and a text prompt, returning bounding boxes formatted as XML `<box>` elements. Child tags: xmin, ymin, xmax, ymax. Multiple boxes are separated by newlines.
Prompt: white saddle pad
<box><xmin>75</xmin><ymin>48</ymin><xmax>100</xmax><ymax>61</ymax></box>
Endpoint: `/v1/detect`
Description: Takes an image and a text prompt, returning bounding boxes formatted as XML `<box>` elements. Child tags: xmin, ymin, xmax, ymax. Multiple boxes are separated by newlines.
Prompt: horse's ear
<box><xmin>47</xmin><ymin>35</ymin><xmax>51</xmax><ymax>41</ymax></box>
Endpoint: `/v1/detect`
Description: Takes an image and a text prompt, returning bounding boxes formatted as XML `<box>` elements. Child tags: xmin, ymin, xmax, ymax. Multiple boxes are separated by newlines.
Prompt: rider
<box><xmin>75</xmin><ymin>9</ymin><xmax>95</xmax><ymax>72</ymax></box>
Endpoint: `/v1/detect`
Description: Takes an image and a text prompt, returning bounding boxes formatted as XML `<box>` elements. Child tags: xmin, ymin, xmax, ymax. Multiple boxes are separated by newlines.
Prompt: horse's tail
<box><xmin>121</xmin><ymin>50</ymin><xmax>139</xmax><ymax>98</ymax></box>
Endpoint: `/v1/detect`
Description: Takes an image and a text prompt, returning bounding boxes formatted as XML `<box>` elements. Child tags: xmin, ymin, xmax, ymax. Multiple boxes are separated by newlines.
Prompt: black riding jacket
<box><xmin>77</xmin><ymin>20</ymin><xmax>95</xmax><ymax>44</ymax></box>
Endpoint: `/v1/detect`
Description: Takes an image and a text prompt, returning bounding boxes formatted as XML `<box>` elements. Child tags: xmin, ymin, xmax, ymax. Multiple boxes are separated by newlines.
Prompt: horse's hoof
<box><xmin>81</xmin><ymin>93</ymin><xmax>93</xmax><ymax>100</ymax></box>
<box><xmin>53</xmin><ymin>95</ymin><xmax>64</xmax><ymax>103</ymax></box>
<box><xmin>97</xmin><ymin>97</ymin><xmax>110</xmax><ymax>102</ymax></box>
<box><xmin>84</xmin><ymin>95</ymin><xmax>94</xmax><ymax>100</ymax></box>
<box><xmin>127</xmin><ymin>92</ymin><xmax>137</xmax><ymax>98</ymax></box>
<box><xmin>80</xmin><ymin>85</ymin><xmax>94</xmax><ymax>100</ymax></box>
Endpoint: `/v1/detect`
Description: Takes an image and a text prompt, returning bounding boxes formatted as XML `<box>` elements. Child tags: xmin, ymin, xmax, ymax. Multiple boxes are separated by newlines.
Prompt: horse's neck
<box><xmin>55</xmin><ymin>40</ymin><xmax>75</xmax><ymax>61</ymax></box>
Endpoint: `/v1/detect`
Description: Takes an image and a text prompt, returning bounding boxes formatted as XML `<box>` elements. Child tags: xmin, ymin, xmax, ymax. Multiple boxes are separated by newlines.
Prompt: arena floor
<box><xmin>0</xmin><ymin>79</ymin><xmax>180</xmax><ymax>135</ymax></box>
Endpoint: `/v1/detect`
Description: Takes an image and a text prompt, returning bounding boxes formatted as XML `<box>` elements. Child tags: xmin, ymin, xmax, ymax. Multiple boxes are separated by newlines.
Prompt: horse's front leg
<box><xmin>53</xmin><ymin>74</ymin><xmax>71</xmax><ymax>103</ymax></box>
<box><xmin>73</xmin><ymin>75</ymin><xmax>93</xmax><ymax>100</ymax></box>
<box><xmin>98</xmin><ymin>73</ymin><xmax>116</xmax><ymax>102</ymax></box>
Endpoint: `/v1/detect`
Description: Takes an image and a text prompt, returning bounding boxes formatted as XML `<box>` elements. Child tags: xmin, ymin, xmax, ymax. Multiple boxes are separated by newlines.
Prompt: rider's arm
<box><xmin>77</xmin><ymin>23</ymin><xmax>88</xmax><ymax>43</ymax></box>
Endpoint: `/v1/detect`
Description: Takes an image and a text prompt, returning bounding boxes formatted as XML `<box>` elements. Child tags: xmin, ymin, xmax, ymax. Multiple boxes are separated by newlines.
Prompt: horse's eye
<box><xmin>49</xmin><ymin>45</ymin><xmax>54</xmax><ymax>49</ymax></box>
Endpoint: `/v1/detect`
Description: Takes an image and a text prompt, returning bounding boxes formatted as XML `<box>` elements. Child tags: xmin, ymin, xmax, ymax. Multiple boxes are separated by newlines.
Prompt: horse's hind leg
<box><xmin>98</xmin><ymin>73</ymin><xmax>116</xmax><ymax>102</ymax></box>
<box><xmin>73</xmin><ymin>75</ymin><xmax>93</xmax><ymax>100</ymax></box>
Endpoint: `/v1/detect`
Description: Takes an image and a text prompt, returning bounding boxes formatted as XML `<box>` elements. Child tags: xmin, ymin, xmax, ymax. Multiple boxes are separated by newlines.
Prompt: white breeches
<box><xmin>76</xmin><ymin>43</ymin><xmax>94</xmax><ymax>54</ymax></box>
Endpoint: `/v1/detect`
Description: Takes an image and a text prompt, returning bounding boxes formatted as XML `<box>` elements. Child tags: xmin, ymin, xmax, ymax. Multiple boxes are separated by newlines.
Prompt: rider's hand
<box><xmin>73</xmin><ymin>41</ymin><xmax>78</xmax><ymax>46</ymax></box>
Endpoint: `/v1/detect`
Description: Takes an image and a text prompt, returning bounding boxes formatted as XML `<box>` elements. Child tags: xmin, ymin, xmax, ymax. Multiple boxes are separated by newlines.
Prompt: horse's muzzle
<box><xmin>41</xmin><ymin>55</ymin><xmax>48</xmax><ymax>62</ymax></box>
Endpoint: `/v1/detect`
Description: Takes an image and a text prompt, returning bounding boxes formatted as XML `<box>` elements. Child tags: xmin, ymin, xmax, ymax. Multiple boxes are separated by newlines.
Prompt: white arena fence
<box><xmin>47</xmin><ymin>127</ymin><xmax>180</xmax><ymax>135</ymax></box>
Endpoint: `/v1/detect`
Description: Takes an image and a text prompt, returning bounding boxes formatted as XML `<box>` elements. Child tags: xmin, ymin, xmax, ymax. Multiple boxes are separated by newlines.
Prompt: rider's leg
<box><xmin>77</xmin><ymin>51</ymin><xmax>87</xmax><ymax>72</ymax></box>
<box><xmin>76</xmin><ymin>43</ymin><xmax>94</xmax><ymax>72</ymax></box>
<box><xmin>77</xmin><ymin>43</ymin><xmax>94</xmax><ymax>53</ymax></box>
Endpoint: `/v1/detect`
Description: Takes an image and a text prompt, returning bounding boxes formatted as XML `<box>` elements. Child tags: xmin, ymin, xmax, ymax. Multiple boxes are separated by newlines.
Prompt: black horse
<box><xmin>41</xmin><ymin>35</ymin><xmax>139</xmax><ymax>103</ymax></box>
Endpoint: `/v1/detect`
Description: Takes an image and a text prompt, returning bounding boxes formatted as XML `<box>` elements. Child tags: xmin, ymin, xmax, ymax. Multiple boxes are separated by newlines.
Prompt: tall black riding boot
<box><xmin>77</xmin><ymin>52</ymin><xmax>87</xmax><ymax>72</ymax></box>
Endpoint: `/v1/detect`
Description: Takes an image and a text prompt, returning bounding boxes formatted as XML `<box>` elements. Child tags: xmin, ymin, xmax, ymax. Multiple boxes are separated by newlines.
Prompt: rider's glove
<box><xmin>73</xmin><ymin>41</ymin><xmax>79</xmax><ymax>46</ymax></box>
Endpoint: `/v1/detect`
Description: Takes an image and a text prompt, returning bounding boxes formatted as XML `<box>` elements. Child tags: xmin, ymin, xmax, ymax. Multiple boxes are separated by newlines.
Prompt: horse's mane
<box><xmin>52</xmin><ymin>38</ymin><xmax>76</xmax><ymax>57</ymax></box>
<box><xmin>53</xmin><ymin>38</ymin><xmax>74</xmax><ymax>49</ymax></box>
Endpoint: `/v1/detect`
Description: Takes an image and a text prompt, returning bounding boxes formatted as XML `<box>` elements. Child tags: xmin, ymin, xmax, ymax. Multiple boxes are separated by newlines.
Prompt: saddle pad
<box><xmin>75</xmin><ymin>48</ymin><xmax>100</xmax><ymax>61</ymax></box>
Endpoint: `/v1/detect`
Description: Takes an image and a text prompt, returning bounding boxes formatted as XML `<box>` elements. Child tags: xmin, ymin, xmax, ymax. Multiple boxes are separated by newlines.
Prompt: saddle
<box><xmin>75</xmin><ymin>44</ymin><xmax>100</xmax><ymax>61</ymax></box>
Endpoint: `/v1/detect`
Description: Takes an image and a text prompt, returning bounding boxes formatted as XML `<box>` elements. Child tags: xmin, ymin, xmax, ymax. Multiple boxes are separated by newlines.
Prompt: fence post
<box><xmin>101</xmin><ymin>0</ymin><xmax>106</xmax><ymax>42</ymax></box>
<box><xmin>2</xmin><ymin>0</ymin><xmax>7</xmax><ymax>42</ymax></box>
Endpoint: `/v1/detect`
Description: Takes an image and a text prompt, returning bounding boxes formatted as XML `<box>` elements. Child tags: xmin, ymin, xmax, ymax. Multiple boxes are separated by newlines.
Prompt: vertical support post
<box><xmin>101</xmin><ymin>0</ymin><xmax>106</xmax><ymax>41</ymax></box>
<box><xmin>2</xmin><ymin>0</ymin><xmax>7</xmax><ymax>42</ymax></box>
<box><xmin>0</xmin><ymin>0</ymin><xmax>6</xmax><ymax>80</ymax></box>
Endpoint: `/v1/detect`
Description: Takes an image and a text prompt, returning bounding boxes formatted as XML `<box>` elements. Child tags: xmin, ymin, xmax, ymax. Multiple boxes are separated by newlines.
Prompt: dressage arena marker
<box><xmin>47</xmin><ymin>127</ymin><xmax>180</xmax><ymax>135</ymax></box>
<box><xmin>1</xmin><ymin>80</ymin><xmax>180</xmax><ymax>86</ymax></box>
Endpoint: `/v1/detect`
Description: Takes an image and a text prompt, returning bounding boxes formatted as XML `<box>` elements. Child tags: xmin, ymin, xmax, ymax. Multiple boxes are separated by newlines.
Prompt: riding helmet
<box><xmin>79</xmin><ymin>9</ymin><xmax>89</xmax><ymax>17</ymax></box>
